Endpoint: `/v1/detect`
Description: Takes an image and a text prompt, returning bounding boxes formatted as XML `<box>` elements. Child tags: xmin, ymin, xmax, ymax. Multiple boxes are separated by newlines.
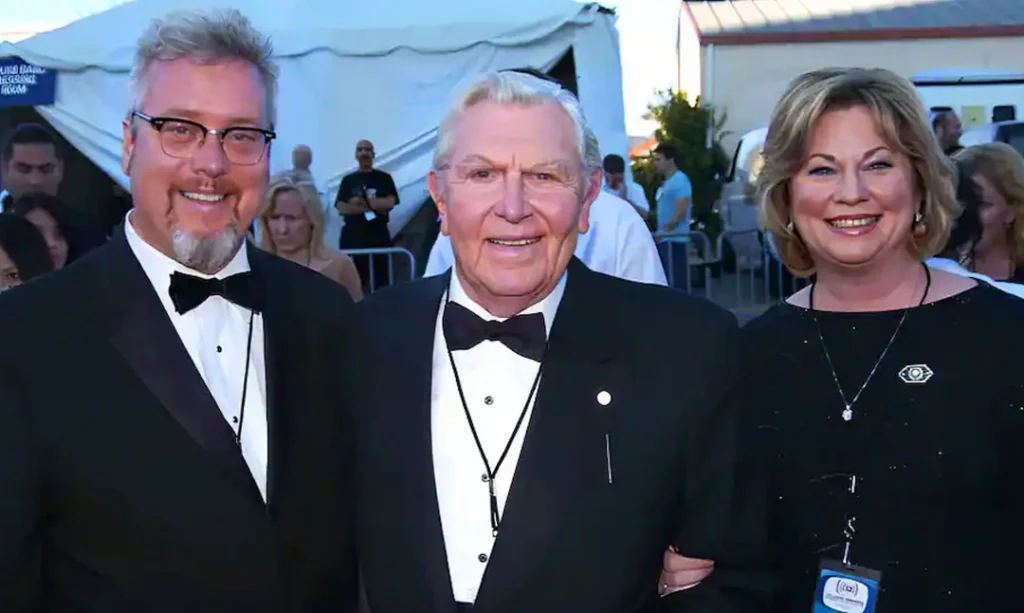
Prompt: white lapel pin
<box><xmin>597</xmin><ymin>390</ymin><xmax>613</xmax><ymax>484</ymax></box>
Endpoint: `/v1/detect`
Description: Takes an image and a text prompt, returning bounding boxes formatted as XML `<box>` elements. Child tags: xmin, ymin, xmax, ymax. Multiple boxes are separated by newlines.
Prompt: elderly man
<box><xmin>345</xmin><ymin>71</ymin><xmax>766</xmax><ymax>613</ymax></box>
<box><xmin>290</xmin><ymin>144</ymin><xmax>314</xmax><ymax>182</ymax></box>
<box><xmin>424</xmin><ymin>187</ymin><xmax>666</xmax><ymax>285</ymax></box>
<box><xmin>0</xmin><ymin>10</ymin><xmax>357</xmax><ymax>611</ymax></box>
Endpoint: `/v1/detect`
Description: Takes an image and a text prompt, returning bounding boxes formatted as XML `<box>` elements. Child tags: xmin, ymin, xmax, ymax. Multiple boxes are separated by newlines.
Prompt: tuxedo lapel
<box><xmin>384</xmin><ymin>271</ymin><xmax>458</xmax><ymax>613</ymax></box>
<box><xmin>473</xmin><ymin>259</ymin><xmax>621</xmax><ymax>611</ymax></box>
<box><xmin>249</xmin><ymin>247</ymin><xmax>289</xmax><ymax>512</ymax></box>
<box><xmin>105</xmin><ymin>233</ymin><xmax>263</xmax><ymax>505</ymax></box>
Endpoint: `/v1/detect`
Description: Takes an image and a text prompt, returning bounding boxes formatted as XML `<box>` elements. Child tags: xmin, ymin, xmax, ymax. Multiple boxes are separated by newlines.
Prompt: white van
<box><xmin>716</xmin><ymin>126</ymin><xmax>767</xmax><ymax>266</ymax></box>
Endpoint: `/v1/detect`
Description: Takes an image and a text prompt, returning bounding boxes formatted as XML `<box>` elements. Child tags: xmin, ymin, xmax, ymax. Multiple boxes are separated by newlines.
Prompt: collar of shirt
<box><xmin>446</xmin><ymin>267</ymin><xmax>566</xmax><ymax>339</ymax></box>
<box><xmin>123</xmin><ymin>210</ymin><xmax>251</xmax><ymax>318</ymax></box>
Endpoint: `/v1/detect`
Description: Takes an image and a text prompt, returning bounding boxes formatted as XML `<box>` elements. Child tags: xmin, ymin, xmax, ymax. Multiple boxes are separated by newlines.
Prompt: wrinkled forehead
<box><xmin>141</xmin><ymin>58</ymin><xmax>266</xmax><ymax>126</ymax></box>
<box><xmin>448</xmin><ymin>100</ymin><xmax>580</xmax><ymax>169</ymax></box>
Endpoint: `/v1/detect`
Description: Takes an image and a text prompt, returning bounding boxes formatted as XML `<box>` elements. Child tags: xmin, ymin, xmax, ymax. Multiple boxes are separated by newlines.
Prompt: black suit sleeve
<box><xmin>0</xmin><ymin>370</ymin><xmax>42</xmax><ymax>610</ymax></box>
<box><xmin>659</xmin><ymin>314</ymin><xmax>771</xmax><ymax>612</ymax></box>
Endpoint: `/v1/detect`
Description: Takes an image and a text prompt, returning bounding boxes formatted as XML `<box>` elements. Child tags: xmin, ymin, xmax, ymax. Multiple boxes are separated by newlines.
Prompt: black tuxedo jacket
<box><xmin>0</xmin><ymin>230</ymin><xmax>358</xmax><ymax>612</ymax></box>
<box><xmin>345</xmin><ymin>259</ymin><xmax>769</xmax><ymax>613</ymax></box>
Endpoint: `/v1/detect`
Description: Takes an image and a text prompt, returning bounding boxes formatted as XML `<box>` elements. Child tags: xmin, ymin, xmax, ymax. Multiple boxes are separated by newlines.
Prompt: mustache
<box><xmin>176</xmin><ymin>180</ymin><xmax>240</xmax><ymax>193</ymax></box>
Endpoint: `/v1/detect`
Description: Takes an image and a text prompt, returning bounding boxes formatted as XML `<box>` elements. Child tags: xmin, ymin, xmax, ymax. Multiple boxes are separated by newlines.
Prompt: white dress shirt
<box><xmin>124</xmin><ymin>213</ymin><xmax>269</xmax><ymax>501</ymax></box>
<box><xmin>425</xmin><ymin>190</ymin><xmax>667</xmax><ymax>286</ymax></box>
<box><xmin>603</xmin><ymin>179</ymin><xmax>650</xmax><ymax>213</ymax></box>
<box><xmin>431</xmin><ymin>270</ymin><xmax>565</xmax><ymax>604</ymax></box>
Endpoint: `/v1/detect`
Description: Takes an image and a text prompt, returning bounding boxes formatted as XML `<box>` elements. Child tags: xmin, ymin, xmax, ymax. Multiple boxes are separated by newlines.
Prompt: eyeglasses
<box><xmin>132</xmin><ymin>111</ymin><xmax>276</xmax><ymax>166</ymax></box>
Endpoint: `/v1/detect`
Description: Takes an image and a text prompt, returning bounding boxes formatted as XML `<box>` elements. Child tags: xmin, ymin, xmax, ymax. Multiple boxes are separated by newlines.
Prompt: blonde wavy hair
<box><xmin>953</xmin><ymin>142</ymin><xmax>1024</xmax><ymax>264</ymax></box>
<box><xmin>757</xmin><ymin>67</ymin><xmax>959</xmax><ymax>276</ymax></box>
<box><xmin>258</xmin><ymin>171</ymin><xmax>326</xmax><ymax>255</ymax></box>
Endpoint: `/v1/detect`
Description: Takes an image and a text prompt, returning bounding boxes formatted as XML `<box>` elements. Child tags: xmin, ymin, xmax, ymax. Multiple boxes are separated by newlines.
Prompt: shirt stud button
<box><xmin>478</xmin><ymin>553</ymin><xmax>488</xmax><ymax>563</ymax></box>
<box><xmin>216</xmin><ymin>345</ymin><xmax>223</xmax><ymax>354</ymax></box>
<box><xmin>484</xmin><ymin>396</ymin><xmax>494</xmax><ymax>405</ymax></box>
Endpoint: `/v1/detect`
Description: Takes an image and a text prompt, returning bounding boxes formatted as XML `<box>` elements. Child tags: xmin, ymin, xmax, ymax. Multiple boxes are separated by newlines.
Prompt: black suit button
<box><xmin>478</xmin><ymin>553</ymin><xmax>488</xmax><ymax>563</ymax></box>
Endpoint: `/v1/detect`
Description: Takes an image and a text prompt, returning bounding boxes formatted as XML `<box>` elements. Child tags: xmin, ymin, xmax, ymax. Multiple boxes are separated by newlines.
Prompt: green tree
<box><xmin>631</xmin><ymin>91</ymin><xmax>730</xmax><ymax>240</ymax></box>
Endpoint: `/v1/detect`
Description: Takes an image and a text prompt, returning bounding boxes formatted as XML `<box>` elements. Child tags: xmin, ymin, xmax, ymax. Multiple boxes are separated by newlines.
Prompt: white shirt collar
<box><xmin>447</xmin><ymin>267</ymin><xmax>566</xmax><ymax>337</ymax></box>
<box><xmin>124</xmin><ymin>211</ymin><xmax>251</xmax><ymax>315</ymax></box>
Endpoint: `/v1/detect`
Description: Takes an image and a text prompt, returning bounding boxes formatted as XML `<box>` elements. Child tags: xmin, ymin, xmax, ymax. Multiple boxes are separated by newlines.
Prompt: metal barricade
<box><xmin>653</xmin><ymin>230</ymin><xmax>713</xmax><ymax>299</ymax></box>
<box><xmin>714</xmin><ymin>229</ymin><xmax>809</xmax><ymax>322</ymax></box>
<box><xmin>341</xmin><ymin>247</ymin><xmax>417</xmax><ymax>294</ymax></box>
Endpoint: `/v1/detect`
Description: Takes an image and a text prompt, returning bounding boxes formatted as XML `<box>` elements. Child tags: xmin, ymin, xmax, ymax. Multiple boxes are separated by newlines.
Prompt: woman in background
<box><xmin>11</xmin><ymin>192</ymin><xmax>73</xmax><ymax>270</ymax></box>
<box><xmin>661</xmin><ymin>67</ymin><xmax>1024</xmax><ymax>612</ymax></box>
<box><xmin>258</xmin><ymin>174</ymin><xmax>364</xmax><ymax>301</ymax></box>
<box><xmin>0</xmin><ymin>212</ymin><xmax>54</xmax><ymax>291</ymax></box>
<box><xmin>948</xmin><ymin>142</ymin><xmax>1024</xmax><ymax>282</ymax></box>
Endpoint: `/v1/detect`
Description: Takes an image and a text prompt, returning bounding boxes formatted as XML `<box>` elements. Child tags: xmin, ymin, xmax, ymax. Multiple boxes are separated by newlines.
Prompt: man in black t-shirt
<box><xmin>335</xmin><ymin>139</ymin><xmax>399</xmax><ymax>292</ymax></box>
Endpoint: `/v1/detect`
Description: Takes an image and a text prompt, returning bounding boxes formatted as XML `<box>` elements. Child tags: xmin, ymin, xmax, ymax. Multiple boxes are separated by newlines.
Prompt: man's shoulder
<box><xmin>354</xmin><ymin>275</ymin><xmax>444</xmax><ymax>317</ymax></box>
<box><xmin>585</xmin><ymin>268</ymin><xmax>735</xmax><ymax>331</ymax></box>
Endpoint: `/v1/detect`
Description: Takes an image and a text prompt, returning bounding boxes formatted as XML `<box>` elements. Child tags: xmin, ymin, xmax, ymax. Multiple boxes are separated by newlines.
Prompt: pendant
<box><xmin>842</xmin><ymin>408</ymin><xmax>853</xmax><ymax>422</ymax></box>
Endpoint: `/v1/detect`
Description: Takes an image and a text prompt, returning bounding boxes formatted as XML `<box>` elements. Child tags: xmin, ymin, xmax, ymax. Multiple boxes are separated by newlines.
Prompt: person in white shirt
<box><xmin>426</xmin><ymin>188</ymin><xmax>667</xmax><ymax>286</ymax></box>
<box><xmin>346</xmin><ymin>69</ymin><xmax>764</xmax><ymax>613</ymax></box>
<box><xmin>601</xmin><ymin>153</ymin><xmax>649</xmax><ymax>218</ymax></box>
<box><xmin>0</xmin><ymin>9</ymin><xmax>358</xmax><ymax>609</ymax></box>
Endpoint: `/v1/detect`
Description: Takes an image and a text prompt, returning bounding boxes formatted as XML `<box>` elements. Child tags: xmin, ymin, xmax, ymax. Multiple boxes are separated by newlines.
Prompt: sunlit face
<box><xmin>3</xmin><ymin>143</ymin><xmax>63</xmax><ymax>200</ymax></box>
<box><xmin>266</xmin><ymin>188</ymin><xmax>312</xmax><ymax>253</ymax></box>
<box><xmin>973</xmin><ymin>172</ymin><xmax>1015</xmax><ymax>255</ymax></box>
<box><xmin>789</xmin><ymin>105</ymin><xmax>919</xmax><ymax>271</ymax></box>
<box><xmin>428</xmin><ymin>100</ymin><xmax>600</xmax><ymax>313</ymax></box>
<box><xmin>122</xmin><ymin>57</ymin><xmax>270</xmax><ymax>274</ymax></box>
<box><xmin>0</xmin><ymin>246</ymin><xmax>19</xmax><ymax>291</ymax></box>
<box><xmin>23</xmin><ymin>207</ymin><xmax>68</xmax><ymax>269</ymax></box>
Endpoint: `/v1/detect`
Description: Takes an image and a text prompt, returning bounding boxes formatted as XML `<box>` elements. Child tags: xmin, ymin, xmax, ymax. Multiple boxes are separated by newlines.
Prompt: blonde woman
<box><xmin>662</xmin><ymin>68</ymin><xmax>1024</xmax><ymax>611</ymax></box>
<box><xmin>949</xmin><ymin>143</ymin><xmax>1024</xmax><ymax>282</ymax></box>
<box><xmin>258</xmin><ymin>174</ymin><xmax>364</xmax><ymax>301</ymax></box>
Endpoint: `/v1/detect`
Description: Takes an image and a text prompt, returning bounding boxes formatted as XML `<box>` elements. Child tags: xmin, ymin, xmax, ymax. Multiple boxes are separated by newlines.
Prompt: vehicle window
<box><xmin>1000</xmin><ymin>123</ymin><xmax>1024</xmax><ymax>158</ymax></box>
<box><xmin>727</xmin><ymin>139</ymin><xmax>743</xmax><ymax>182</ymax></box>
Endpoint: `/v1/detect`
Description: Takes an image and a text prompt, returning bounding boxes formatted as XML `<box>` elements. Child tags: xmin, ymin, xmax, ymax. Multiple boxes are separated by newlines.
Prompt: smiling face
<box><xmin>121</xmin><ymin>57</ymin><xmax>270</xmax><ymax>273</ymax></box>
<box><xmin>789</xmin><ymin>105</ymin><xmax>919</xmax><ymax>271</ymax></box>
<box><xmin>429</xmin><ymin>99</ymin><xmax>600</xmax><ymax>316</ymax></box>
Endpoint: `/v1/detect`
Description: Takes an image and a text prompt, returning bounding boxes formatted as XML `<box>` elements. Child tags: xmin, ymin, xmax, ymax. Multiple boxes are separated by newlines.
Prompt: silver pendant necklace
<box><xmin>809</xmin><ymin>263</ymin><xmax>931</xmax><ymax>422</ymax></box>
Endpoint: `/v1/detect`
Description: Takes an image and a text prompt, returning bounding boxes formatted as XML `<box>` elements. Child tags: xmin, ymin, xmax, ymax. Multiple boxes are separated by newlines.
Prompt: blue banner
<box><xmin>0</xmin><ymin>56</ymin><xmax>57</xmax><ymax>107</ymax></box>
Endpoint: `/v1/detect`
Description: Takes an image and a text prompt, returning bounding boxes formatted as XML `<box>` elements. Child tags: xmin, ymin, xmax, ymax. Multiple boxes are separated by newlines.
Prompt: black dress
<box><xmin>742</xmin><ymin>284</ymin><xmax>1024</xmax><ymax>612</ymax></box>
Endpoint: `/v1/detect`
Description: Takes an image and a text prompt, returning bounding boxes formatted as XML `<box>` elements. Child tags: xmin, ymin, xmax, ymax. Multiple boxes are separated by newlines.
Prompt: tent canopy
<box><xmin>0</xmin><ymin>0</ymin><xmax>628</xmax><ymax>237</ymax></box>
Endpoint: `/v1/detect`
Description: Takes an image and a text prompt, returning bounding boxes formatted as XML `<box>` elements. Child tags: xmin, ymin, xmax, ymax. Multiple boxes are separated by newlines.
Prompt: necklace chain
<box><xmin>809</xmin><ymin>264</ymin><xmax>931</xmax><ymax>420</ymax></box>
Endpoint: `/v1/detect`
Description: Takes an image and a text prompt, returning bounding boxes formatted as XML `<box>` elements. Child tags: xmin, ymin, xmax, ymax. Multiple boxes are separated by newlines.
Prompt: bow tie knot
<box><xmin>169</xmin><ymin>270</ymin><xmax>264</xmax><ymax>315</ymax></box>
<box><xmin>443</xmin><ymin>301</ymin><xmax>547</xmax><ymax>362</ymax></box>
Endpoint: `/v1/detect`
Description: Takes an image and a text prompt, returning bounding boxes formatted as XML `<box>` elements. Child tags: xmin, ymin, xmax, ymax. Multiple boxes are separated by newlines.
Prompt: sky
<box><xmin>1</xmin><ymin>0</ymin><xmax>680</xmax><ymax>136</ymax></box>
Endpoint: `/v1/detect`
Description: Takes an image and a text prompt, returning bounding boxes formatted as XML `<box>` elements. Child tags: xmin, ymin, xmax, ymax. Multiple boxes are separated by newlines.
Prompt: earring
<box><xmin>786</xmin><ymin>219</ymin><xmax>795</xmax><ymax>232</ymax></box>
<box><xmin>914</xmin><ymin>212</ymin><xmax>923</xmax><ymax>225</ymax></box>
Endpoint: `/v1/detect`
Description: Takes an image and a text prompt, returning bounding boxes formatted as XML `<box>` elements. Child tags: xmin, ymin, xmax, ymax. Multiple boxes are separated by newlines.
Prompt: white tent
<box><xmin>0</xmin><ymin>0</ymin><xmax>628</xmax><ymax>240</ymax></box>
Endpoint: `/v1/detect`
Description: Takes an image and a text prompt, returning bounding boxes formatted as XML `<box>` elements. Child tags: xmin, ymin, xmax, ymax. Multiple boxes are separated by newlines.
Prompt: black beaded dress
<box><xmin>741</xmin><ymin>284</ymin><xmax>1024</xmax><ymax>612</ymax></box>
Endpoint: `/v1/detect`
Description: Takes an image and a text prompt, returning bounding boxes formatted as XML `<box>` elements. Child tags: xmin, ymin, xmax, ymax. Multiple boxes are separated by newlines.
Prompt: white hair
<box><xmin>432</xmin><ymin>71</ymin><xmax>602</xmax><ymax>172</ymax></box>
<box><xmin>129</xmin><ymin>9</ymin><xmax>278</xmax><ymax>127</ymax></box>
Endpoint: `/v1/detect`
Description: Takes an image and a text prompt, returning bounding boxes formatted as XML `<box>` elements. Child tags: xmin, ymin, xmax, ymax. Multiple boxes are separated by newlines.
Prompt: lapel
<box><xmin>248</xmin><ymin>246</ymin><xmax>289</xmax><ymax>514</ymax></box>
<box><xmin>384</xmin><ymin>271</ymin><xmax>458</xmax><ymax>613</ymax></box>
<box><xmin>105</xmin><ymin>231</ymin><xmax>264</xmax><ymax>506</ymax></box>
<box><xmin>473</xmin><ymin>258</ymin><xmax>620</xmax><ymax>611</ymax></box>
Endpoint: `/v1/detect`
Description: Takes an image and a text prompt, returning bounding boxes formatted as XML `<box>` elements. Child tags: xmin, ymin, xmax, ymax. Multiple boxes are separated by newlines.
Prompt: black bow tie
<box><xmin>442</xmin><ymin>301</ymin><xmax>547</xmax><ymax>362</ymax></box>
<box><xmin>168</xmin><ymin>271</ymin><xmax>264</xmax><ymax>315</ymax></box>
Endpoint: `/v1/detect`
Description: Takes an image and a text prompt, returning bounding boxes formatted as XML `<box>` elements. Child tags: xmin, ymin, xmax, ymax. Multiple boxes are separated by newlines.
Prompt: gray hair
<box><xmin>129</xmin><ymin>9</ymin><xmax>278</xmax><ymax>128</ymax></box>
<box><xmin>432</xmin><ymin>71</ymin><xmax>602</xmax><ymax>172</ymax></box>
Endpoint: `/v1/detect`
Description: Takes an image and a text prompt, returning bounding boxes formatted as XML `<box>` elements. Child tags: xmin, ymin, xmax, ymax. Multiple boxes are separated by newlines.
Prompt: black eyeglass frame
<box><xmin>132</xmin><ymin>111</ymin><xmax>277</xmax><ymax>166</ymax></box>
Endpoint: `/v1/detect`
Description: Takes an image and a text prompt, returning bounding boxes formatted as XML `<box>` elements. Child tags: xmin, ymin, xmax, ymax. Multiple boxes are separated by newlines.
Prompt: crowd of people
<box><xmin>1</xmin><ymin>7</ymin><xmax>1024</xmax><ymax>613</ymax></box>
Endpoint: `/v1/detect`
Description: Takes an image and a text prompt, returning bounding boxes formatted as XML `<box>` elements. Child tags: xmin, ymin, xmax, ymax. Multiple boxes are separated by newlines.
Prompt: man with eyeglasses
<box><xmin>0</xmin><ymin>9</ymin><xmax>359</xmax><ymax>612</ymax></box>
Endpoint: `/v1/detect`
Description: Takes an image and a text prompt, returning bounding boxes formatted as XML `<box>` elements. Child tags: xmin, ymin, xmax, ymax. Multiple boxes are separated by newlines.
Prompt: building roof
<box><xmin>684</xmin><ymin>0</ymin><xmax>1024</xmax><ymax>45</ymax></box>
